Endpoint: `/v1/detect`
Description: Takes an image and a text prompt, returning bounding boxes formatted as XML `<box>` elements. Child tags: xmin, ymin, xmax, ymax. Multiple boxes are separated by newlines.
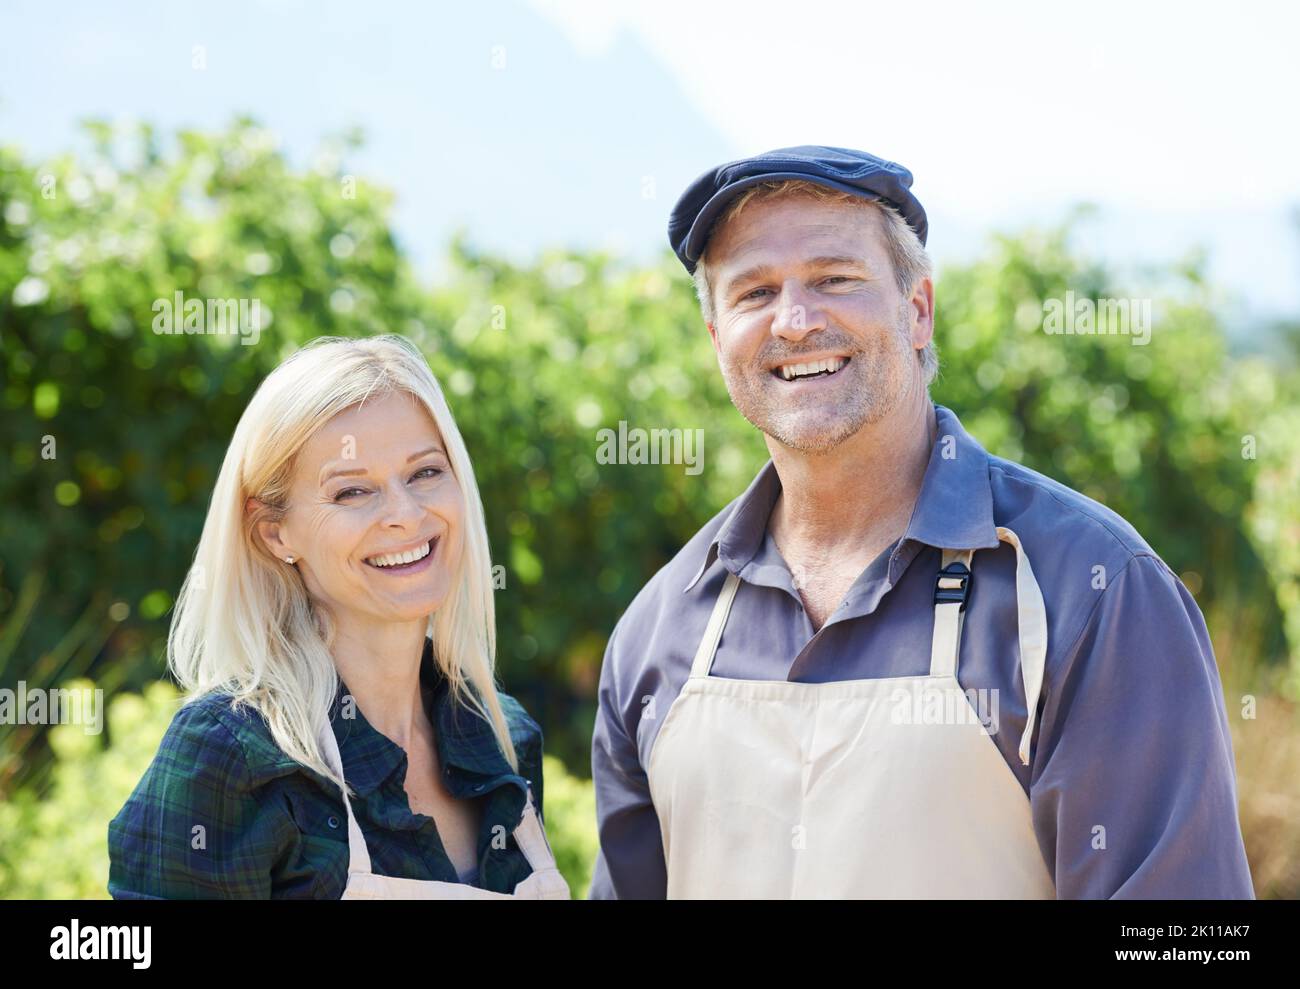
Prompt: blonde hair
<box><xmin>167</xmin><ymin>334</ymin><xmax>519</xmax><ymax>798</ymax></box>
<box><xmin>691</xmin><ymin>178</ymin><xmax>939</xmax><ymax>387</ymax></box>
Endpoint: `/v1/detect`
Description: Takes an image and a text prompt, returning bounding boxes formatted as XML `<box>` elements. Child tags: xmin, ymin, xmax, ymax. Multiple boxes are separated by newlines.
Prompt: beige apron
<box><xmin>317</xmin><ymin>718</ymin><xmax>570</xmax><ymax>900</ymax></box>
<box><xmin>646</xmin><ymin>525</ymin><xmax>1056</xmax><ymax>899</ymax></box>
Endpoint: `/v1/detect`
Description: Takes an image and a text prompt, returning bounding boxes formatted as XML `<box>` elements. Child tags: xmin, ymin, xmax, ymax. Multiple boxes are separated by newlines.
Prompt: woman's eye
<box><xmin>332</xmin><ymin>467</ymin><xmax>442</xmax><ymax>502</ymax></box>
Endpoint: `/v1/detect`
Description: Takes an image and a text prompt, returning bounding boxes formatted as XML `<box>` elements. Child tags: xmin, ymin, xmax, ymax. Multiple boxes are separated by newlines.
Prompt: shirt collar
<box><xmin>682</xmin><ymin>401</ymin><xmax>1000</xmax><ymax>594</ymax></box>
<box><xmin>329</xmin><ymin>637</ymin><xmax>515</xmax><ymax>796</ymax></box>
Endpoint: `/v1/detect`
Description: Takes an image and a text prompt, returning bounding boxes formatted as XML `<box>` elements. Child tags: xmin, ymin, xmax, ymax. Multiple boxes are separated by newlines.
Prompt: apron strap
<box><xmin>689</xmin><ymin>569</ymin><xmax>742</xmax><ymax>678</ymax></box>
<box><xmin>928</xmin><ymin>529</ymin><xmax>1048</xmax><ymax>766</ymax></box>
<box><xmin>929</xmin><ymin>548</ymin><xmax>973</xmax><ymax>679</ymax></box>
<box><xmin>510</xmin><ymin>785</ymin><xmax>560</xmax><ymax>872</ymax></box>
<box><xmin>995</xmin><ymin>526</ymin><xmax>1049</xmax><ymax>767</ymax></box>
<box><xmin>317</xmin><ymin>717</ymin><xmax>375</xmax><ymax>875</ymax></box>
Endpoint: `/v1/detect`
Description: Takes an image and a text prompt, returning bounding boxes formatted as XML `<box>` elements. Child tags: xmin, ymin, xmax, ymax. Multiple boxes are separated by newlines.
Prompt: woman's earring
<box><xmin>284</xmin><ymin>556</ymin><xmax>296</xmax><ymax>565</ymax></box>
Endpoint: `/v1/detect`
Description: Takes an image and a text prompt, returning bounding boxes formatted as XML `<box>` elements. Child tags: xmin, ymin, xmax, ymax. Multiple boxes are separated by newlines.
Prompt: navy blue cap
<box><xmin>668</xmin><ymin>145</ymin><xmax>927</xmax><ymax>274</ymax></box>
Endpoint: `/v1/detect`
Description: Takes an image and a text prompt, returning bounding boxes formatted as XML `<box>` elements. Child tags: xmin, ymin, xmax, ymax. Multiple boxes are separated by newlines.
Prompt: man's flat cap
<box><xmin>668</xmin><ymin>145</ymin><xmax>927</xmax><ymax>274</ymax></box>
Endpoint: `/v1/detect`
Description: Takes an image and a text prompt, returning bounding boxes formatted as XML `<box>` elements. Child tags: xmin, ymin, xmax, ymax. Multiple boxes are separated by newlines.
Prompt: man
<box><xmin>587</xmin><ymin>145</ymin><xmax>1254</xmax><ymax>899</ymax></box>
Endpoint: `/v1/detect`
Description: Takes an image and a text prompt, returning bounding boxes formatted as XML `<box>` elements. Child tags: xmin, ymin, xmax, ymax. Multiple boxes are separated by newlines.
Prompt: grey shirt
<box><xmin>588</xmin><ymin>401</ymin><xmax>1254</xmax><ymax>899</ymax></box>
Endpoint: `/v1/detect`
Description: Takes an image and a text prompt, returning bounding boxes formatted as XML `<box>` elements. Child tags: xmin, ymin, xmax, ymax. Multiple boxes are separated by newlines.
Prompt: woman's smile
<box><xmin>363</xmin><ymin>535</ymin><xmax>439</xmax><ymax>574</ymax></box>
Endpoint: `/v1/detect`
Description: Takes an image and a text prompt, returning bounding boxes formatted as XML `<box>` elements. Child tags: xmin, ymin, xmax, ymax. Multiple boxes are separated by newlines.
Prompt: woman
<box><xmin>108</xmin><ymin>334</ymin><xmax>569</xmax><ymax>899</ymax></box>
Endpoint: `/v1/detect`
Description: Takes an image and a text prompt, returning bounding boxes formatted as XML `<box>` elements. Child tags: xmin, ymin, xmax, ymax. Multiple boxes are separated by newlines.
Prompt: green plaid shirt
<box><xmin>107</xmin><ymin>638</ymin><xmax>549</xmax><ymax>898</ymax></box>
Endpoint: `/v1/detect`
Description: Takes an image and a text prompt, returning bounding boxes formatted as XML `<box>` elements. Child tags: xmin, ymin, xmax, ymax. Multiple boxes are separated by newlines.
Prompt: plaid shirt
<box><xmin>108</xmin><ymin>638</ymin><xmax>548</xmax><ymax>898</ymax></box>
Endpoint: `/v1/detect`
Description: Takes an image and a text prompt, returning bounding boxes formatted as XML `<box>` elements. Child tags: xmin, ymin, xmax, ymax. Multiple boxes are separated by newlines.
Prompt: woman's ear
<box><xmin>246</xmin><ymin>497</ymin><xmax>294</xmax><ymax>562</ymax></box>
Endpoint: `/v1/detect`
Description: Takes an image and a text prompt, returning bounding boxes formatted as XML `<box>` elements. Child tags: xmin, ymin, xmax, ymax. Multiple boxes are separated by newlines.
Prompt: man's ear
<box><xmin>908</xmin><ymin>277</ymin><xmax>935</xmax><ymax>350</ymax></box>
<box><xmin>246</xmin><ymin>497</ymin><xmax>294</xmax><ymax>562</ymax></box>
<box><xmin>706</xmin><ymin>321</ymin><xmax>721</xmax><ymax>356</ymax></box>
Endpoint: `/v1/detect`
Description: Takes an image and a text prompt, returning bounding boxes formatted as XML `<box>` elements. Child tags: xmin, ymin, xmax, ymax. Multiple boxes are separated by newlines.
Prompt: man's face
<box><xmin>705</xmin><ymin>195</ymin><xmax>930</xmax><ymax>453</ymax></box>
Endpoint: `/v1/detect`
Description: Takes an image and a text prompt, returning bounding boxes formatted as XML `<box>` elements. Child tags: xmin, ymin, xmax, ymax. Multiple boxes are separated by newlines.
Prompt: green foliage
<box><xmin>539</xmin><ymin>752</ymin><xmax>599</xmax><ymax>899</ymax></box>
<box><xmin>0</xmin><ymin>677</ymin><xmax>178</xmax><ymax>898</ymax></box>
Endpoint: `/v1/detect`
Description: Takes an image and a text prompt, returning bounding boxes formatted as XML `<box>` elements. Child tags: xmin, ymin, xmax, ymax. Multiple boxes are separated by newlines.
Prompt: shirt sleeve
<box><xmin>588</xmin><ymin>621</ymin><xmax>669</xmax><ymax>899</ymax></box>
<box><xmin>1030</xmin><ymin>553</ymin><xmax>1255</xmax><ymax>899</ymax></box>
<box><xmin>107</xmin><ymin>699</ymin><xmax>280</xmax><ymax>899</ymax></box>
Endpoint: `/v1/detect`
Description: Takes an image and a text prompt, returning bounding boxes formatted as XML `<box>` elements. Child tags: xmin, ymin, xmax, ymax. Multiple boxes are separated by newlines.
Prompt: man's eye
<box><xmin>821</xmin><ymin>276</ymin><xmax>851</xmax><ymax>285</ymax></box>
<box><xmin>740</xmin><ymin>287</ymin><xmax>772</xmax><ymax>301</ymax></box>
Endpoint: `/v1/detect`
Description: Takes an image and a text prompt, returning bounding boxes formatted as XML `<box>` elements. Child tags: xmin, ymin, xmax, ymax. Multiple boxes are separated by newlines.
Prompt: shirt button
<box><xmin>327</xmin><ymin>816</ymin><xmax>340</xmax><ymax>829</ymax></box>
<box><xmin>473</xmin><ymin>784</ymin><xmax>485</xmax><ymax>792</ymax></box>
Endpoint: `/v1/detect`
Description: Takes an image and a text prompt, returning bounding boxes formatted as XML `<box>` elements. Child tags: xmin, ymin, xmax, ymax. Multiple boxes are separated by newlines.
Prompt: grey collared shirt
<box><xmin>588</xmin><ymin>401</ymin><xmax>1254</xmax><ymax>899</ymax></box>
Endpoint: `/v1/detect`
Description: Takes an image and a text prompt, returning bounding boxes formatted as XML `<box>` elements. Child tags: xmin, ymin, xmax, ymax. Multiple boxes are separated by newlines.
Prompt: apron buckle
<box><xmin>934</xmin><ymin>561</ymin><xmax>972</xmax><ymax>610</ymax></box>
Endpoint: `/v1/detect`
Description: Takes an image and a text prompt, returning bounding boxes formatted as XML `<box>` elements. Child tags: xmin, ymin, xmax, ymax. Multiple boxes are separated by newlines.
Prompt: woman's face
<box><xmin>258</xmin><ymin>390</ymin><xmax>466</xmax><ymax>630</ymax></box>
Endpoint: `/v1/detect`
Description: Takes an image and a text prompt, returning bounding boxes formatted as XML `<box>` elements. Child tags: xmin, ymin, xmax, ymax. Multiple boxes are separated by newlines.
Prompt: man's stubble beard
<box><xmin>719</xmin><ymin>306</ymin><xmax>916</xmax><ymax>455</ymax></box>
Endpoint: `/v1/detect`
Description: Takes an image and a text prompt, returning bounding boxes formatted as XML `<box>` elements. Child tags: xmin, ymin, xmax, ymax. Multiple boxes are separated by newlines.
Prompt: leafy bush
<box><xmin>0</xmin><ymin>677</ymin><xmax>176</xmax><ymax>898</ymax></box>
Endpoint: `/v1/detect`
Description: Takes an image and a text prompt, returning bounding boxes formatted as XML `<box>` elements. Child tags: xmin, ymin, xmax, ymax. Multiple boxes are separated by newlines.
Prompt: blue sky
<box><xmin>3</xmin><ymin>0</ymin><xmax>1297</xmax><ymax>332</ymax></box>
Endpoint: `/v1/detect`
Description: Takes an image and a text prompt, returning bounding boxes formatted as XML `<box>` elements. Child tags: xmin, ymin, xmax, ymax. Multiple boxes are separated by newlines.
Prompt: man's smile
<box><xmin>769</xmin><ymin>355</ymin><xmax>851</xmax><ymax>382</ymax></box>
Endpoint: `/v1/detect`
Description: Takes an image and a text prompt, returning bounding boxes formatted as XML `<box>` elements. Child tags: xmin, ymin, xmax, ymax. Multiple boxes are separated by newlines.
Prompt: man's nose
<box><xmin>769</xmin><ymin>280</ymin><xmax>827</xmax><ymax>340</ymax></box>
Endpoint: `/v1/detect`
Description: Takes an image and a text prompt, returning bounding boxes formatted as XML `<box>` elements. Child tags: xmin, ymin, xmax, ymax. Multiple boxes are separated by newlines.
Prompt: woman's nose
<box><xmin>379</xmin><ymin>480</ymin><xmax>426</xmax><ymax>526</ymax></box>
